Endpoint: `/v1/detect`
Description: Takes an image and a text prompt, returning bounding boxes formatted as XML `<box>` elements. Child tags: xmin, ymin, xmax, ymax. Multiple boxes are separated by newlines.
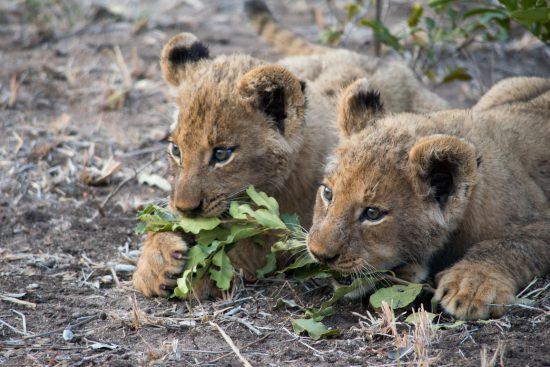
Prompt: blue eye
<box><xmin>171</xmin><ymin>143</ymin><xmax>181</xmax><ymax>158</ymax></box>
<box><xmin>321</xmin><ymin>185</ymin><xmax>333</xmax><ymax>203</ymax></box>
<box><xmin>211</xmin><ymin>147</ymin><xmax>234</xmax><ymax>164</ymax></box>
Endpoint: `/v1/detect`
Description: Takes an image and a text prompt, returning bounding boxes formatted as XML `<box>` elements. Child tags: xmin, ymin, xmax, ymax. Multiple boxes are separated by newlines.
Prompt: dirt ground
<box><xmin>1</xmin><ymin>1</ymin><xmax>549</xmax><ymax>366</ymax></box>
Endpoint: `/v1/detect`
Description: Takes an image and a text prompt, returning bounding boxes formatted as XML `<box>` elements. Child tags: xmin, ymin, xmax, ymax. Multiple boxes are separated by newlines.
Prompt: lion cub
<box><xmin>133</xmin><ymin>0</ymin><xmax>448</xmax><ymax>298</ymax></box>
<box><xmin>307</xmin><ymin>77</ymin><xmax>549</xmax><ymax>320</ymax></box>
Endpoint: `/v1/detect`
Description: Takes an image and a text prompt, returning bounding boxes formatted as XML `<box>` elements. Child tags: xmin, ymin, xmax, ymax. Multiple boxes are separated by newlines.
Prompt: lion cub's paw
<box><xmin>132</xmin><ymin>232</ymin><xmax>188</xmax><ymax>297</ymax></box>
<box><xmin>434</xmin><ymin>261</ymin><xmax>516</xmax><ymax>320</ymax></box>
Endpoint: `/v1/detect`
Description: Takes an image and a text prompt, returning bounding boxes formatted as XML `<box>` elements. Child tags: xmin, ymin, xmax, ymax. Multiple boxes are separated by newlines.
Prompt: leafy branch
<box><xmin>136</xmin><ymin>185</ymin><xmax>430</xmax><ymax>339</ymax></box>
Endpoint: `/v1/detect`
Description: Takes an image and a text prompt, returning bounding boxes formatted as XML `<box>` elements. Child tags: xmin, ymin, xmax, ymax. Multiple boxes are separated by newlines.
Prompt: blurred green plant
<box><xmin>319</xmin><ymin>0</ymin><xmax>549</xmax><ymax>83</ymax></box>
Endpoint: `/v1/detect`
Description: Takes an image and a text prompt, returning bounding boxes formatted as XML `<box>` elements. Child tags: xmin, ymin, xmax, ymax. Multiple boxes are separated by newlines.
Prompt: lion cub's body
<box><xmin>308</xmin><ymin>77</ymin><xmax>549</xmax><ymax>320</ymax></box>
<box><xmin>132</xmin><ymin>0</ymin><xmax>448</xmax><ymax>298</ymax></box>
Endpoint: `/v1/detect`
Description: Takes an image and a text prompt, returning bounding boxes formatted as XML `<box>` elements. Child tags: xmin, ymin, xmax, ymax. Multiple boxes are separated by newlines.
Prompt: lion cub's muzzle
<box><xmin>307</xmin><ymin>238</ymin><xmax>342</xmax><ymax>265</ymax></box>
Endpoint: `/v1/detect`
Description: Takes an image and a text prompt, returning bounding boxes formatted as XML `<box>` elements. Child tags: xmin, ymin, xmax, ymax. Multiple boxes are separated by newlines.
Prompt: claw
<box><xmin>172</xmin><ymin>251</ymin><xmax>185</xmax><ymax>260</ymax></box>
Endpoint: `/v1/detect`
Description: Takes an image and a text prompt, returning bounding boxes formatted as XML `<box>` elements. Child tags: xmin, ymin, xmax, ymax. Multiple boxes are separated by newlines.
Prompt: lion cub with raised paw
<box><xmin>133</xmin><ymin>0</ymin><xmax>448</xmax><ymax>299</ymax></box>
<box><xmin>307</xmin><ymin>77</ymin><xmax>549</xmax><ymax>320</ymax></box>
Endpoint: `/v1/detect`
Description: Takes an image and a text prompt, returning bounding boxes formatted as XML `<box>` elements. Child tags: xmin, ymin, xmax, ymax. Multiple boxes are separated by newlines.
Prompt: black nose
<box><xmin>175</xmin><ymin>200</ymin><xmax>203</xmax><ymax>217</ymax></box>
<box><xmin>310</xmin><ymin>250</ymin><xmax>340</xmax><ymax>265</ymax></box>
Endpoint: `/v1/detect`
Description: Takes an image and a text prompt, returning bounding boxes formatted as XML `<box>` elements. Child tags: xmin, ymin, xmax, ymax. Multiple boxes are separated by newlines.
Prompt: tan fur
<box><xmin>308</xmin><ymin>77</ymin><xmax>549</xmax><ymax>320</ymax></box>
<box><xmin>133</xmin><ymin>1</ymin><xmax>448</xmax><ymax>299</ymax></box>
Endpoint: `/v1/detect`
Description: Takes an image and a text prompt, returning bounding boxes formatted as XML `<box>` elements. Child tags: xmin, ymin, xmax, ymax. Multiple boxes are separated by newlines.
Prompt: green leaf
<box><xmin>246</xmin><ymin>185</ymin><xmax>280</xmax><ymax>215</ymax></box>
<box><xmin>238</xmin><ymin>204</ymin><xmax>287</xmax><ymax>230</ymax></box>
<box><xmin>405</xmin><ymin>311</ymin><xmax>439</xmax><ymax>324</ymax></box>
<box><xmin>463</xmin><ymin>7</ymin><xmax>507</xmax><ymax>19</ymax></box>
<box><xmin>257</xmin><ymin>252</ymin><xmax>277</xmax><ymax>279</ymax></box>
<box><xmin>359</xmin><ymin>19</ymin><xmax>404</xmax><ymax>52</ymax></box>
<box><xmin>271</xmin><ymin>239</ymin><xmax>306</xmax><ymax>253</ymax></box>
<box><xmin>432</xmin><ymin>320</ymin><xmax>466</xmax><ymax>330</ymax></box>
<box><xmin>275</xmin><ymin>298</ymin><xmax>302</xmax><ymax>310</ymax></box>
<box><xmin>197</xmin><ymin>227</ymin><xmax>230</xmax><ymax>246</ymax></box>
<box><xmin>229</xmin><ymin>201</ymin><xmax>247</xmax><ymax>220</ymax></box>
<box><xmin>278</xmin><ymin>254</ymin><xmax>317</xmax><ymax>273</ymax></box>
<box><xmin>228</xmin><ymin>223</ymin><xmax>263</xmax><ymax>242</ymax></box>
<box><xmin>441</xmin><ymin>67</ymin><xmax>472</xmax><ymax>83</ymax></box>
<box><xmin>345</xmin><ymin>3</ymin><xmax>361</xmax><ymax>20</ymax></box>
<box><xmin>291</xmin><ymin>319</ymin><xmax>340</xmax><ymax>340</ymax></box>
<box><xmin>369</xmin><ymin>283</ymin><xmax>423</xmax><ymax>309</ymax></box>
<box><xmin>428</xmin><ymin>0</ymin><xmax>453</xmax><ymax>9</ymax></box>
<box><xmin>307</xmin><ymin>278</ymin><xmax>377</xmax><ymax>319</ymax></box>
<box><xmin>510</xmin><ymin>8</ymin><xmax>550</xmax><ymax>23</ymax></box>
<box><xmin>174</xmin><ymin>216</ymin><xmax>221</xmax><ymax>234</ymax></box>
<box><xmin>135</xmin><ymin>222</ymin><xmax>146</xmax><ymax>235</ymax></box>
<box><xmin>408</xmin><ymin>4</ymin><xmax>424</xmax><ymax>27</ymax></box>
<box><xmin>209</xmin><ymin>250</ymin><xmax>234</xmax><ymax>290</ymax></box>
<box><xmin>292</xmin><ymin>265</ymin><xmax>332</xmax><ymax>282</ymax></box>
<box><xmin>320</xmin><ymin>28</ymin><xmax>344</xmax><ymax>45</ymax></box>
<box><xmin>281</xmin><ymin>213</ymin><xmax>301</xmax><ymax>232</ymax></box>
<box><xmin>173</xmin><ymin>246</ymin><xmax>210</xmax><ymax>298</ymax></box>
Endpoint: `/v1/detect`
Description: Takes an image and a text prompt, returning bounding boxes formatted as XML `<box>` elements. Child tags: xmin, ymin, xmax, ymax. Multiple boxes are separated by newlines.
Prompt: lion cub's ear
<box><xmin>160</xmin><ymin>33</ymin><xmax>210</xmax><ymax>87</ymax></box>
<box><xmin>408</xmin><ymin>135</ymin><xmax>478</xmax><ymax>208</ymax></box>
<box><xmin>338</xmin><ymin>78</ymin><xmax>384</xmax><ymax>138</ymax></box>
<box><xmin>238</xmin><ymin>65</ymin><xmax>305</xmax><ymax>135</ymax></box>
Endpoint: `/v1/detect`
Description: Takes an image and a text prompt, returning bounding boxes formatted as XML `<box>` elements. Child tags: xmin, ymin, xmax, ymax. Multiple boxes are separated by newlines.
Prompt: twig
<box><xmin>208</xmin><ymin>321</ymin><xmax>252</xmax><ymax>367</ymax></box>
<box><xmin>11</xmin><ymin>310</ymin><xmax>27</xmax><ymax>334</ymax></box>
<box><xmin>110</xmin><ymin>267</ymin><xmax>121</xmax><ymax>287</ymax></box>
<box><xmin>0</xmin><ymin>318</ymin><xmax>28</xmax><ymax>336</ymax></box>
<box><xmin>22</xmin><ymin>313</ymin><xmax>103</xmax><ymax>341</ymax></box>
<box><xmin>0</xmin><ymin>294</ymin><xmax>36</xmax><ymax>309</ymax></box>
<box><xmin>8</xmin><ymin>74</ymin><xmax>19</xmax><ymax>108</ymax></box>
<box><xmin>382</xmin><ymin>274</ymin><xmax>436</xmax><ymax>294</ymax></box>
<box><xmin>224</xmin><ymin>316</ymin><xmax>262</xmax><ymax>336</ymax></box>
<box><xmin>207</xmin><ymin>332</ymin><xmax>272</xmax><ymax>364</ymax></box>
<box><xmin>96</xmin><ymin>156</ymin><xmax>159</xmax><ymax>215</ymax></box>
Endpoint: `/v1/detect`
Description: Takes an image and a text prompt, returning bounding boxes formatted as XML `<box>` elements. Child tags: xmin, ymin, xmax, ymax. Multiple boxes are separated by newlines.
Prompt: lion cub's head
<box><xmin>307</xmin><ymin>79</ymin><xmax>479</xmax><ymax>282</ymax></box>
<box><xmin>160</xmin><ymin>33</ymin><xmax>306</xmax><ymax>217</ymax></box>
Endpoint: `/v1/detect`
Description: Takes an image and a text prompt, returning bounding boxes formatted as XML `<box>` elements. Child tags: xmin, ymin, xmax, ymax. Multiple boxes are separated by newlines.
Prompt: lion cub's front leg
<box><xmin>132</xmin><ymin>232</ymin><xmax>189</xmax><ymax>298</ymax></box>
<box><xmin>133</xmin><ymin>233</ymin><xmax>269</xmax><ymax>299</ymax></box>
<box><xmin>434</xmin><ymin>229</ymin><xmax>549</xmax><ymax>320</ymax></box>
<box><xmin>434</xmin><ymin>260</ymin><xmax>516</xmax><ymax>320</ymax></box>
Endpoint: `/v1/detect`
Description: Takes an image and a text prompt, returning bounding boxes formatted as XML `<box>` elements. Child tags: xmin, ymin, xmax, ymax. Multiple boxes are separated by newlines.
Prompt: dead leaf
<box><xmin>81</xmin><ymin>157</ymin><xmax>121</xmax><ymax>186</ymax></box>
<box><xmin>49</xmin><ymin>113</ymin><xmax>71</xmax><ymax>133</ymax></box>
<box><xmin>137</xmin><ymin>172</ymin><xmax>171</xmax><ymax>192</ymax></box>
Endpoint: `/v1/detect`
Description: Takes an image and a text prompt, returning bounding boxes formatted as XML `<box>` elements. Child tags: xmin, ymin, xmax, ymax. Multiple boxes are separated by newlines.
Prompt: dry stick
<box><xmin>0</xmin><ymin>319</ymin><xmax>28</xmax><ymax>336</ymax></box>
<box><xmin>0</xmin><ymin>294</ymin><xmax>36</xmax><ymax>309</ymax></box>
<box><xmin>110</xmin><ymin>267</ymin><xmax>121</xmax><ymax>287</ymax></box>
<box><xmin>96</xmin><ymin>156</ymin><xmax>159</xmax><ymax>216</ymax></box>
<box><xmin>224</xmin><ymin>316</ymin><xmax>262</xmax><ymax>336</ymax></box>
<box><xmin>207</xmin><ymin>332</ymin><xmax>272</xmax><ymax>364</ymax></box>
<box><xmin>11</xmin><ymin>310</ymin><xmax>27</xmax><ymax>334</ymax></box>
<box><xmin>22</xmin><ymin>313</ymin><xmax>102</xmax><ymax>341</ymax></box>
<box><xmin>381</xmin><ymin>274</ymin><xmax>436</xmax><ymax>294</ymax></box>
<box><xmin>208</xmin><ymin>321</ymin><xmax>252</xmax><ymax>367</ymax></box>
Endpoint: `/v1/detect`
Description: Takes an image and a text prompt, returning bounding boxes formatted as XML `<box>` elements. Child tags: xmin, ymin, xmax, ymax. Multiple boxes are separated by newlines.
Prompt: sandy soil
<box><xmin>1</xmin><ymin>1</ymin><xmax>548</xmax><ymax>366</ymax></box>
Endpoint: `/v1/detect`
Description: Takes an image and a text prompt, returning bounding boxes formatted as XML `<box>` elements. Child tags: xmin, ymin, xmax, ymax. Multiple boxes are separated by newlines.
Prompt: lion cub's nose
<box><xmin>309</xmin><ymin>248</ymin><xmax>340</xmax><ymax>265</ymax></box>
<box><xmin>175</xmin><ymin>200</ymin><xmax>203</xmax><ymax>217</ymax></box>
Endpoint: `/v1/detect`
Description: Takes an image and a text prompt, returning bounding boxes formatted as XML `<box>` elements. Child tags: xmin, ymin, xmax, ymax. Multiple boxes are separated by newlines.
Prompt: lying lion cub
<box><xmin>133</xmin><ymin>0</ymin><xmax>448</xmax><ymax>298</ymax></box>
<box><xmin>307</xmin><ymin>77</ymin><xmax>549</xmax><ymax>320</ymax></box>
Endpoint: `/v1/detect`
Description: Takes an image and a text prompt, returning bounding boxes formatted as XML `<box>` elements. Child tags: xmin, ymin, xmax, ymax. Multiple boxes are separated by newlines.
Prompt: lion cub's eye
<box><xmin>211</xmin><ymin>147</ymin><xmax>234</xmax><ymax>164</ymax></box>
<box><xmin>360</xmin><ymin>207</ymin><xmax>386</xmax><ymax>222</ymax></box>
<box><xmin>321</xmin><ymin>185</ymin><xmax>333</xmax><ymax>203</ymax></box>
<box><xmin>171</xmin><ymin>143</ymin><xmax>181</xmax><ymax>159</ymax></box>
